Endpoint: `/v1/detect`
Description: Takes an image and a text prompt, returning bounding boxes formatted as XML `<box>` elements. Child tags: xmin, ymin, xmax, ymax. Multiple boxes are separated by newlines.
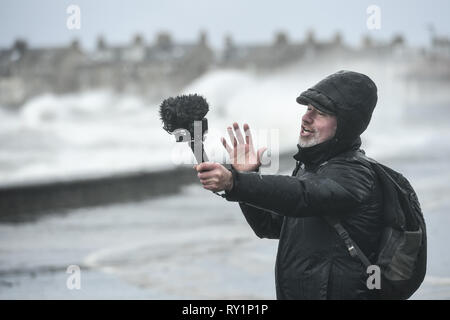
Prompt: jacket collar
<box><xmin>293</xmin><ymin>136</ymin><xmax>362</xmax><ymax>170</ymax></box>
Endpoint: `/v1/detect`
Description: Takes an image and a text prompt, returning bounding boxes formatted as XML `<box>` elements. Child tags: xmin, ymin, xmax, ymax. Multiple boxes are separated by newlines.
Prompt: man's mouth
<box><xmin>301</xmin><ymin>125</ymin><xmax>314</xmax><ymax>136</ymax></box>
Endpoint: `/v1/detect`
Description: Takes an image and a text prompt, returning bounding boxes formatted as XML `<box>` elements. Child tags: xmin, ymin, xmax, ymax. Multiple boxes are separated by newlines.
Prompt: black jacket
<box><xmin>225</xmin><ymin>147</ymin><xmax>384</xmax><ymax>299</ymax></box>
<box><xmin>225</xmin><ymin>70</ymin><xmax>383</xmax><ymax>299</ymax></box>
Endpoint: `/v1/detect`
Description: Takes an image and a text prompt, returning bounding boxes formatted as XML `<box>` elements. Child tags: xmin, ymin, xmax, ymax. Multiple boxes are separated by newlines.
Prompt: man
<box><xmin>195</xmin><ymin>70</ymin><xmax>383</xmax><ymax>300</ymax></box>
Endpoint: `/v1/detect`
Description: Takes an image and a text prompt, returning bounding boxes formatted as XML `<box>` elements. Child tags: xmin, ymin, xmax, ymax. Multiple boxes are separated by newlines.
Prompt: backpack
<box><xmin>324</xmin><ymin>152</ymin><xmax>427</xmax><ymax>300</ymax></box>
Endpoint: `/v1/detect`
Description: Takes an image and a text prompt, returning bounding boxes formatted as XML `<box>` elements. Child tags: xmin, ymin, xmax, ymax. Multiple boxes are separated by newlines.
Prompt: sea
<box><xmin>1</xmin><ymin>54</ymin><xmax>450</xmax><ymax>299</ymax></box>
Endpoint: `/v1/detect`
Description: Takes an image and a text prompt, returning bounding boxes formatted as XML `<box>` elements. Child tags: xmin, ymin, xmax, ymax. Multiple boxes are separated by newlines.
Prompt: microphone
<box><xmin>160</xmin><ymin>94</ymin><xmax>210</xmax><ymax>163</ymax></box>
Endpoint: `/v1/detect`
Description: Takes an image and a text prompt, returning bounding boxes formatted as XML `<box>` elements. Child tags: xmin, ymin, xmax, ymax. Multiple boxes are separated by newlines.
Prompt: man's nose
<box><xmin>302</xmin><ymin>111</ymin><xmax>312</xmax><ymax>124</ymax></box>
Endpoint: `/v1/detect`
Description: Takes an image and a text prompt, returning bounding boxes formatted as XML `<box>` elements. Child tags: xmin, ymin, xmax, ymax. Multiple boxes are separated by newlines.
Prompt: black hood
<box><xmin>294</xmin><ymin>70</ymin><xmax>378</xmax><ymax>167</ymax></box>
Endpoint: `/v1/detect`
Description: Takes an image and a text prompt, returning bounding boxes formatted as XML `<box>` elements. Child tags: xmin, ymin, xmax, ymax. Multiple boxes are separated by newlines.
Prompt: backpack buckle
<box><xmin>347</xmin><ymin>245</ymin><xmax>358</xmax><ymax>258</ymax></box>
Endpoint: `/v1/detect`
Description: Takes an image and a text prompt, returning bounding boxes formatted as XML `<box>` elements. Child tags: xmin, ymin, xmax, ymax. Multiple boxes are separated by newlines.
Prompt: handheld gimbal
<box><xmin>160</xmin><ymin>94</ymin><xmax>210</xmax><ymax>163</ymax></box>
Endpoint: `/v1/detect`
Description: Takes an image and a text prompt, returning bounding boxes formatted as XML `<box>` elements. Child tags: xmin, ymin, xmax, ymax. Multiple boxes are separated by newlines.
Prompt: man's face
<box><xmin>299</xmin><ymin>105</ymin><xmax>337</xmax><ymax>148</ymax></box>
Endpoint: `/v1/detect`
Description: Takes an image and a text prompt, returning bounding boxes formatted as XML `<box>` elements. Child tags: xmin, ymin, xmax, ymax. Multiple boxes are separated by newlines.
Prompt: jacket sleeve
<box><xmin>238</xmin><ymin>202</ymin><xmax>284</xmax><ymax>239</ymax></box>
<box><xmin>225</xmin><ymin>159</ymin><xmax>375</xmax><ymax>218</ymax></box>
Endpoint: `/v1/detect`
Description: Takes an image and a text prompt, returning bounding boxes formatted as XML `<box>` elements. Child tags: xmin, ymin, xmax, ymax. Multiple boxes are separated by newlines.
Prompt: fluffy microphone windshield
<box><xmin>159</xmin><ymin>94</ymin><xmax>209</xmax><ymax>133</ymax></box>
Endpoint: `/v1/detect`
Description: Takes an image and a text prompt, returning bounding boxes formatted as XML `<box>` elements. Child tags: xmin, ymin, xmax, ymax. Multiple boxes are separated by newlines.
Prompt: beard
<box><xmin>298</xmin><ymin>134</ymin><xmax>321</xmax><ymax>148</ymax></box>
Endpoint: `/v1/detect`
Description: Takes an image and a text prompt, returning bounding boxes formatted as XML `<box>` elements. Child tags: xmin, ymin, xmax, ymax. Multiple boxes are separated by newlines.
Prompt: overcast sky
<box><xmin>1</xmin><ymin>0</ymin><xmax>449</xmax><ymax>50</ymax></box>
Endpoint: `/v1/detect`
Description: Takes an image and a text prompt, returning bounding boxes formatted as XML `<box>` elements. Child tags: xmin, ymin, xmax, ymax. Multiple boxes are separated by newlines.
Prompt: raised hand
<box><xmin>221</xmin><ymin>122</ymin><xmax>267</xmax><ymax>172</ymax></box>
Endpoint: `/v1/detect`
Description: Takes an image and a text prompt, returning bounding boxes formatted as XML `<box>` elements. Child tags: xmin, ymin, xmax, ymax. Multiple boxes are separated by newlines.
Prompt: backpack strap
<box><xmin>323</xmin><ymin>216</ymin><xmax>372</xmax><ymax>268</ymax></box>
<box><xmin>313</xmin><ymin>150</ymin><xmax>376</xmax><ymax>267</ymax></box>
<box><xmin>292</xmin><ymin>161</ymin><xmax>302</xmax><ymax>176</ymax></box>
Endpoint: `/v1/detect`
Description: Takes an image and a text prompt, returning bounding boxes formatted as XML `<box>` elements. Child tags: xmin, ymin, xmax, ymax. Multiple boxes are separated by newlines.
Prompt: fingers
<box><xmin>233</xmin><ymin>122</ymin><xmax>245</xmax><ymax>144</ymax></box>
<box><xmin>200</xmin><ymin>178</ymin><xmax>218</xmax><ymax>186</ymax></box>
<box><xmin>197</xmin><ymin>170</ymin><xmax>218</xmax><ymax>180</ymax></box>
<box><xmin>257</xmin><ymin>147</ymin><xmax>268</xmax><ymax>164</ymax></box>
<box><xmin>199</xmin><ymin>172</ymin><xmax>219</xmax><ymax>191</ymax></box>
<box><xmin>243</xmin><ymin>123</ymin><xmax>253</xmax><ymax>147</ymax></box>
<box><xmin>227</xmin><ymin>126</ymin><xmax>237</xmax><ymax>147</ymax></box>
<box><xmin>195</xmin><ymin>162</ymin><xmax>218</xmax><ymax>172</ymax></box>
<box><xmin>221</xmin><ymin>137</ymin><xmax>232</xmax><ymax>154</ymax></box>
<box><xmin>195</xmin><ymin>163</ymin><xmax>219</xmax><ymax>190</ymax></box>
<box><xmin>225</xmin><ymin>122</ymin><xmax>252</xmax><ymax>147</ymax></box>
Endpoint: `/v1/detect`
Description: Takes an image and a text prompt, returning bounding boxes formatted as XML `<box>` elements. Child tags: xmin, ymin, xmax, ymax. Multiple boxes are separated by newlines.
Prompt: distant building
<box><xmin>0</xmin><ymin>30</ymin><xmax>447</xmax><ymax>106</ymax></box>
